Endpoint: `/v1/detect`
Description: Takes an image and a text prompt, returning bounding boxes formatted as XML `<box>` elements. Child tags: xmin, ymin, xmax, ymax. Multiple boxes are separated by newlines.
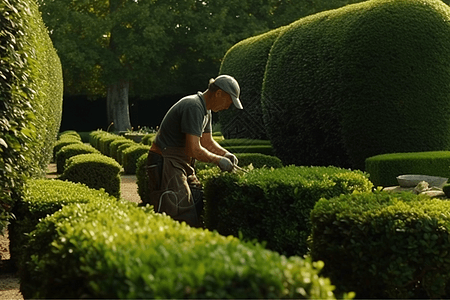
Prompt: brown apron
<box><xmin>145</xmin><ymin>146</ymin><xmax>203</xmax><ymax>227</ymax></box>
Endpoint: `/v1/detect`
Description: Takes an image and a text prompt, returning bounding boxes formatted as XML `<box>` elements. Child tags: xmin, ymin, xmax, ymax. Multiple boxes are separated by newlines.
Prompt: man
<box><xmin>145</xmin><ymin>75</ymin><xmax>243</xmax><ymax>227</ymax></box>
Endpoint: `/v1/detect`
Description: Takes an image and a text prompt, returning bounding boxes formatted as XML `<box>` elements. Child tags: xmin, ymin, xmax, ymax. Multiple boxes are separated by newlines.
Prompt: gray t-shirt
<box><xmin>154</xmin><ymin>92</ymin><xmax>212</xmax><ymax>149</ymax></box>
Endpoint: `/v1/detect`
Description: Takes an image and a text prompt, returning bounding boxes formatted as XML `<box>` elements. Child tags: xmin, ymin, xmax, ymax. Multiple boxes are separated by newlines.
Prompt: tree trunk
<box><xmin>107</xmin><ymin>80</ymin><xmax>132</xmax><ymax>132</ymax></box>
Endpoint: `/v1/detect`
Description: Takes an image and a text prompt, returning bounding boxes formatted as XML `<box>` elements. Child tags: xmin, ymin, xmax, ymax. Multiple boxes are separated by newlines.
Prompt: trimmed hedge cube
<box><xmin>109</xmin><ymin>138</ymin><xmax>135</xmax><ymax>161</ymax></box>
<box><xmin>59</xmin><ymin>153</ymin><xmax>123</xmax><ymax>198</ymax></box>
<box><xmin>310</xmin><ymin>191</ymin><xmax>450</xmax><ymax>298</ymax></box>
<box><xmin>55</xmin><ymin>143</ymin><xmax>100</xmax><ymax>173</ymax></box>
<box><xmin>53</xmin><ymin>137</ymin><xmax>82</xmax><ymax>160</ymax></box>
<box><xmin>122</xmin><ymin>145</ymin><xmax>150</xmax><ymax>174</ymax></box>
<box><xmin>136</xmin><ymin>153</ymin><xmax>149</xmax><ymax>203</ymax></box>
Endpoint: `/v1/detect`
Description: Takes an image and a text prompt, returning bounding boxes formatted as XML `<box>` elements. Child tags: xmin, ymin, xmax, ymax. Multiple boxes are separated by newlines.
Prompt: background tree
<box><xmin>41</xmin><ymin>0</ymin><xmax>361</xmax><ymax>131</ymax></box>
<box><xmin>42</xmin><ymin>0</ymin><xmax>450</xmax><ymax>132</ymax></box>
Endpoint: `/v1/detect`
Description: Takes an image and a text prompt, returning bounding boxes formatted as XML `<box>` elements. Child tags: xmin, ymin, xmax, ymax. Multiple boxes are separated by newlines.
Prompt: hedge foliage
<box><xmin>55</xmin><ymin>143</ymin><xmax>100</xmax><ymax>173</ymax></box>
<box><xmin>9</xmin><ymin>179</ymin><xmax>116</xmax><ymax>268</ymax></box>
<box><xmin>52</xmin><ymin>137</ymin><xmax>82</xmax><ymax>160</ymax></box>
<box><xmin>122</xmin><ymin>144</ymin><xmax>150</xmax><ymax>174</ymax></box>
<box><xmin>201</xmin><ymin>165</ymin><xmax>373</xmax><ymax>256</ymax></box>
<box><xmin>0</xmin><ymin>0</ymin><xmax>63</xmax><ymax>231</ymax></box>
<box><xmin>21</xmin><ymin>199</ymin><xmax>339</xmax><ymax>299</ymax></box>
<box><xmin>365</xmin><ymin>151</ymin><xmax>450</xmax><ymax>187</ymax></box>
<box><xmin>141</xmin><ymin>133</ymin><xmax>156</xmax><ymax>145</ymax></box>
<box><xmin>244</xmin><ymin>0</ymin><xmax>450</xmax><ymax>169</ymax></box>
<box><xmin>137</xmin><ymin>152</ymin><xmax>284</xmax><ymax>203</ymax></box>
<box><xmin>218</xmin><ymin>138</ymin><xmax>272</xmax><ymax>147</ymax></box>
<box><xmin>218</xmin><ymin>27</ymin><xmax>287</xmax><ymax>140</ymax></box>
<box><xmin>59</xmin><ymin>153</ymin><xmax>123</xmax><ymax>198</ymax></box>
<box><xmin>195</xmin><ymin>152</ymin><xmax>283</xmax><ymax>171</ymax></box>
<box><xmin>58</xmin><ymin>130</ymin><xmax>81</xmax><ymax>141</ymax></box>
<box><xmin>110</xmin><ymin>138</ymin><xmax>136</xmax><ymax>161</ymax></box>
<box><xmin>310</xmin><ymin>190</ymin><xmax>450</xmax><ymax>298</ymax></box>
<box><xmin>136</xmin><ymin>153</ymin><xmax>149</xmax><ymax>203</ymax></box>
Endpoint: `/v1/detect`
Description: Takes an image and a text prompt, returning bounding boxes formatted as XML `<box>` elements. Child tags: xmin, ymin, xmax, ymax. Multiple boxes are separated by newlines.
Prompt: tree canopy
<box><xmin>38</xmin><ymin>0</ymin><xmax>381</xmax><ymax>100</ymax></box>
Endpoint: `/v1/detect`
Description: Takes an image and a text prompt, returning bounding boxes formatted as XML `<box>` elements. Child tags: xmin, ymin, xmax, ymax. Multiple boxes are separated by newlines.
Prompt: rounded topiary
<box><xmin>262</xmin><ymin>0</ymin><xmax>450</xmax><ymax>170</ymax></box>
<box><xmin>262</xmin><ymin>6</ymin><xmax>351</xmax><ymax>168</ymax></box>
<box><xmin>55</xmin><ymin>143</ymin><xmax>100</xmax><ymax>174</ymax></box>
<box><xmin>109</xmin><ymin>138</ymin><xmax>135</xmax><ymax>161</ymax></box>
<box><xmin>122</xmin><ymin>145</ymin><xmax>150</xmax><ymax>174</ymax></box>
<box><xmin>117</xmin><ymin>142</ymin><xmax>137</xmax><ymax>165</ymax></box>
<box><xmin>58</xmin><ymin>131</ymin><xmax>81</xmax><ymax>141</ymax></box>
<box><xmin>218</xmin><ymin>26</ymin><xmax>287</xmax><ymax>140</ymax></box>
<box><xmin>53</xmin><ymin>137</ymin><xmax>83</xmax><ymax>160</ymax></box>
<box><xmin>59</xmin><ymin>153</ymin><xmax>123</xmax><ymax>198</ymax></box>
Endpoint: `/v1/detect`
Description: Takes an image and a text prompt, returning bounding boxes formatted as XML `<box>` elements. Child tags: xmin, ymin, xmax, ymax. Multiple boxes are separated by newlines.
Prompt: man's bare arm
<box><xmin>185</xmin><ymin>133</ymin><xmax>222</xmax><ymax>163</ymax></box>
<box><xmin>200</xmin><ymin>132</ymin><xmax>228</xmax><ymax>156</ymax></box>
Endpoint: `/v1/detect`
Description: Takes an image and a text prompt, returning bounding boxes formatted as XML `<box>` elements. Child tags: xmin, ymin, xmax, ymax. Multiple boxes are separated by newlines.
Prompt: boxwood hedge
<box><xmin>122</xmin><ymin>144</ymin><xmax>150</xmax><ymax>174</ymax></box>
<box><xmin>21</xmin><ymin>199</ymin><xmax>340</xmax><ymax>299</ymax></box>
<box><xmin>218</xmin><ymin>27</ymin><xmax>287</xmax><ymax>140</ymax></box>
<box><xmin>59</xmin><ymin>153</ymin><xmax>123</xmax><ymax>198</ymax></box>
<box><xmin>365</xmin><ymin>151</ymin><xmax>450</xmax><ymax>187</ymax></box>
<box><xmin>9</xmin><ymin>178</ymin><xmax>115</xmax><ymax>269</ymax></box>
<box><xmin>262</xmin><ymin>0</ymin><xmax>450</xmax><ymax>170</ymax></box>
<box><xmin>310</xmin><ymin>190</ymin><xmax>450</xmax><ymax>298</ymax></box>
<box><xmin>202</xmin><ymin>165</ymin><xmax>373</xmax><ymax>256</ymax></box>
<box><xmin>55</xmin><ymin>143</ymin><xmax>100</xmax><ymax>173</ymax></box>
<box><xmin>0</xmin><ymin>0</ymin><xmax>63</xmax><ymax>231</ymax></box>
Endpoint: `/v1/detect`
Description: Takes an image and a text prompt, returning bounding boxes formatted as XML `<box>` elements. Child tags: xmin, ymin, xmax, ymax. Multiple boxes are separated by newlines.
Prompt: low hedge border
<box><xmin>59</xmin><ymin>153</ymin><xmax>123</xmax><ymax>198</ymax></box>
<box><xmin>365</xmin><ymin>151</ymin><xmax>450</xmax><ymax>187</ymax></box>
<box><xmin>122</xmin><ymin>145</ymin><xmax>150</xmax><ymax>174</ymax></box>
<box><xmin>53</xmin><ymin>137</ymin><xmax>82</xmax><ymax>160</ymax></box>
<box><xmin>200</xmin><ymin>165</ymin><xmax>373</xmax><ymax>257</ymax></box>
<box><xmin>9</xmin><ymin>179</ymin><xmax>116</xmax><ymax>269</ymax></box>
<box><xmin>20</xmin><ymin>199</ymin><xmax>340</xmax><ymax>299</ymax></box>
<box><xmin>55</xmin><ymin>143</ymin><xmax>100</xmax><ymax>174</ymax></box>
<box><xmin>137</xmin><ymin>153</ymin><xmax>284</xmax><ymax>204</ymax></box>
<box><xmin>310</xmin><ymin>190</ymin><xmax>450</xmax><ymax>299</ymax></box>
<box><xmin>110</xmin><ymin>138</ymin><xmax>136</xmax><ymax>162</ymax></box>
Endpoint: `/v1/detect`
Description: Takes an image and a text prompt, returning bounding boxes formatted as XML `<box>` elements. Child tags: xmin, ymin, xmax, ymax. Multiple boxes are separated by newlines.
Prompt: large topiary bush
<box><xmin>262</xmin><ymin>0</ymin><xmax>450</xmax><ymax>170</ymax></box>
<box><xmin>218</xmin><ymin>26</ymin><xmax>287</xmax><ymax>140</ymax></box>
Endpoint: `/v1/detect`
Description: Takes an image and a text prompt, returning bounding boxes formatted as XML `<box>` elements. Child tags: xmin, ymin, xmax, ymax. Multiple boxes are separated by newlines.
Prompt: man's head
<box><xmin>208</xmin><ymin>75</ymin><xmax>243</xmax><ymax>110</ymax></box>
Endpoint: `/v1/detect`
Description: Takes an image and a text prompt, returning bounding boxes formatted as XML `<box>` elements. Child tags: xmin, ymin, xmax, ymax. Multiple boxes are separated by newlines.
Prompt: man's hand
<box><xmin>218</xmin><ymin>157</ymin><xmax>234</xmax><ymax>172</ymax></box>
<box><xmin>224</xmin><ymin>152</ymin><xmax>238</xmax><ymax>166</ymax></box>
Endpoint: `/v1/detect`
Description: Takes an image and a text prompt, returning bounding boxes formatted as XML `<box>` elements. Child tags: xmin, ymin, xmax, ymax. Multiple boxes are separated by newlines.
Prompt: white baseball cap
<box><xmin>213</xmin><ymin>75</ymin><xmax>243</xmax><ymax>109</ymax></box>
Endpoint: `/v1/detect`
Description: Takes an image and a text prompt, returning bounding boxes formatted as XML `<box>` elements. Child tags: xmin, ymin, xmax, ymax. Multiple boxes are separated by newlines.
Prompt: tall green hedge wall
<box><xmin>0</xmin><ymin>0</ymin><xmax>63</xmax><ymax>231</ymax></box>
<box><xmin>221</xmin><ymin>0</ymin><xmax>450</xmax><ymax>170</ymax></box>
<box><xmin>218</xmin><ymin>26</ymin><xmax>287</xmax><ymax>140</ymax></box>
<box><xmin>262</xmin><ymin>3</ymin><xmax>354</xmax><ymax>168</ymax></box>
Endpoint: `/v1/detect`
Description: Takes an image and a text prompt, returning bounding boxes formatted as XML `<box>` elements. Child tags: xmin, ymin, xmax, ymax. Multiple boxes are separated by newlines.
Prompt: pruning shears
<box><xmin>233</xmin><ymin>164</ymin><xmax>249</xmax><ymax>173</ymax></box>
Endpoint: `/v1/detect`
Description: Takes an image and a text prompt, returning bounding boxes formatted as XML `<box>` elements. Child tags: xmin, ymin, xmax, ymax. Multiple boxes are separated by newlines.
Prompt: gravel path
<box><xmin>0</xmin><ymin>164</ymin><xmax>142</xmax><ymax>299</ymax></box>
